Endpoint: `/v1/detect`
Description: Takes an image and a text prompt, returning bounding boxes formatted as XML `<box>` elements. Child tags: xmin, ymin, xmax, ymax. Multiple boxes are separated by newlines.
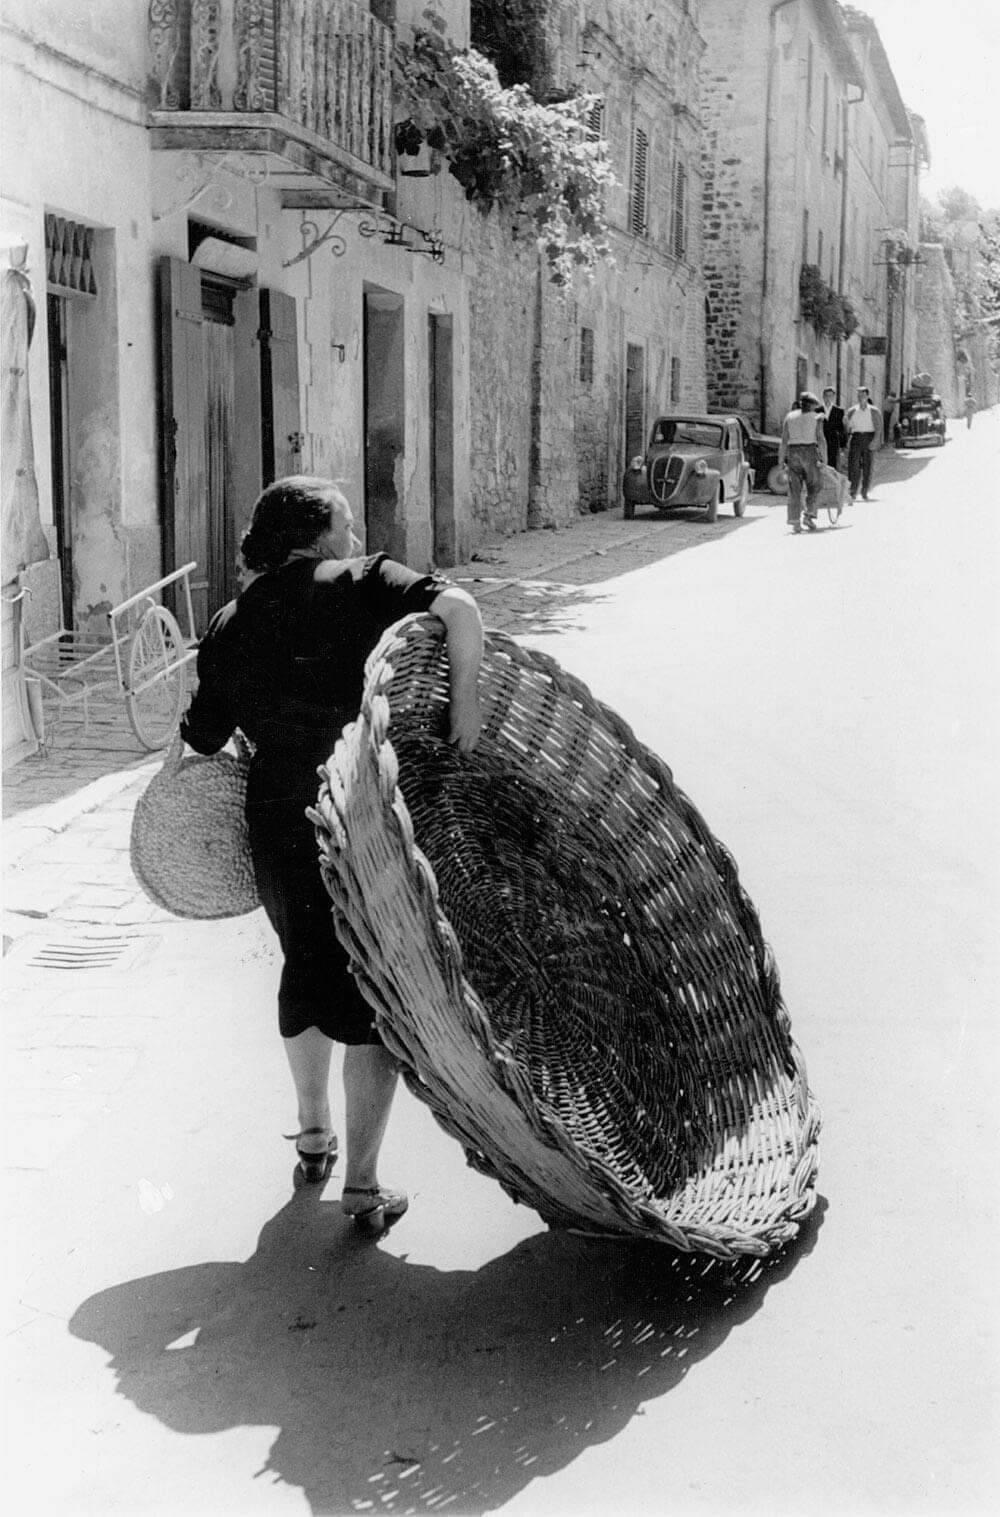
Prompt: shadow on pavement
<box><xmin>71</xmin><ymin>1192</ymin><xmax>825</xmax><ymax>1516</ymax></box>
<box><xmin>465</xmin><ymin>510</ymin><xmax>772</xmax><ymax>639</ymax></box>
<box><xmin>874</xmin><ymin>446</ymin><xmax>940</xmax><ymax>487</ymax></box>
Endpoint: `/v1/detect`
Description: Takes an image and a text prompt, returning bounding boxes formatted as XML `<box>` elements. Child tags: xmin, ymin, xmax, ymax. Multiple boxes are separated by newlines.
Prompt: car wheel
<box><xmin>734</xmin><ymin>476</ymin><xmax>750</xmax><ymax>518</ymax></box>
<box><xmin>766</xmin><ymin>462</ymin><xmax>788</xmax><ymax>494</ymax></box>
<box><xmin>705</xmin><ymin>487</ymin><xmax>720</xmax><ymax>524</ymax></box>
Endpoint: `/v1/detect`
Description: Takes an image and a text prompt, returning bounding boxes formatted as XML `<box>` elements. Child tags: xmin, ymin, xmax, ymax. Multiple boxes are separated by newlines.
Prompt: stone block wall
<box><xmin>467</xmin><ymin>214</ymin><xmax>538</xmax><ymax>539</ymax></box>
<box><xmin>699</xmin><ymin>3</ymin><xmax>770</xmax><ymax>420</ymax></box>
<box><xmin>913</xmin><ymin>245</ymin><xmax>959</xmax><ymax>414</ymax></box>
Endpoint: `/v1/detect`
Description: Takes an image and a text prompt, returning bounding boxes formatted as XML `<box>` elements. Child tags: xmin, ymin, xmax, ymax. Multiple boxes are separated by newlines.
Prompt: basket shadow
<box><xmin>70</xmin><ymin>1189</ymin><xmax>826</xmax><ymax>1516</ymax></box>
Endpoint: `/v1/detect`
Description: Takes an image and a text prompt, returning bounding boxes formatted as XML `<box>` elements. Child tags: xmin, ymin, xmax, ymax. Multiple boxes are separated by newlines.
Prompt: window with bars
<box><xmin>586</xmin><ymin>98</ymin><xmax>605</xmax><ymax>140</ymax></box>
<box><xmin>630</xmin><ymin>127</ymin><xmax>649</xmax><ymax>237</ymax></box>
<box><xmin>579</xmin><ymin>326</ymin><xmax>595</xmax><ymax>386</ymax></box>
<box><xmin>45</xmin><ymin>214</ymin><xmax>98</xmax><ymax>297</ymax></box>
<box><xmin>671</xmin><ymin>159</ymin><xmax>688</xmax><ymax>259</ymax></box>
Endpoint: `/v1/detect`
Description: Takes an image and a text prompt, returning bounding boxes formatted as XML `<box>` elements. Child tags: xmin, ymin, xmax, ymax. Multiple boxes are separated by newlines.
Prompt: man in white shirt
<box><xmin>845</xmin><ymin>386</ymin><xmax>882</xmax><ymax>500</ymax></box>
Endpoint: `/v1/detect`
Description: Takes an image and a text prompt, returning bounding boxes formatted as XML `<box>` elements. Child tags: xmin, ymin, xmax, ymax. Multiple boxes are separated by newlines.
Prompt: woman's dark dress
<box><xmin>180</xmin><ymin>554</ymin><xmax>448</xmax><ymax>1041</ymax></box>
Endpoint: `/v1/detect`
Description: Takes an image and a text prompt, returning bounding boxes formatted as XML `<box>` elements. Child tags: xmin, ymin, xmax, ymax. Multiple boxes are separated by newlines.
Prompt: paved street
<box><xmin>3</xmin><ymin>416</ymin><xmax>998</xmax><ymax>1516</ymax></box>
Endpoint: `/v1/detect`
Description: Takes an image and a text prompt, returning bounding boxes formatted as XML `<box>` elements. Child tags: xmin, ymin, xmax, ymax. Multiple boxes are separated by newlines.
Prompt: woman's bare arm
<box><xmin>429</xmin><ymin>586</ymin><xmax>484</xmax><ymax>753</ymax></box>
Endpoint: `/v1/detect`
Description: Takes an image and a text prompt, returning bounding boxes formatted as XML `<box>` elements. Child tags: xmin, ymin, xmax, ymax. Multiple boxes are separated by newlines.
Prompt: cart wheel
<box><xmin>126</xmin><ymin>605</ymin><xmax>186</xmax><ymax>750</ymax></box>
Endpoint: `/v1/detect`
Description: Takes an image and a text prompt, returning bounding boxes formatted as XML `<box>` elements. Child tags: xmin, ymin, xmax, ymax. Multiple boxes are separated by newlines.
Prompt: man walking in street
<box><xmin>821</xmin><ymin>386</ymin><xmax>847</xmax><ymax>471</ymax></box>
<box><xmin>779</xmin><ymin>391</ymin><xmax>827</xmax><ymax>533</ymax></box>
<box><xmin>846</xmin><ymin>385</ymin><xmax>882</xmax><ymax>500</ymax></box>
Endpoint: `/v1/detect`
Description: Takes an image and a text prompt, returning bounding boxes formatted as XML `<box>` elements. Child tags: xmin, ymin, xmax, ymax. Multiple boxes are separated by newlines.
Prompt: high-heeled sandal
<box><xmin>284</xmin><ymin>1128</ymin><xmax>337</xmax><ymax>1184</ymax></box>
<box><xmin>341</xmin><ymin>1185</ymin><xmax>409</xmax><ymax>1236</ymax></box>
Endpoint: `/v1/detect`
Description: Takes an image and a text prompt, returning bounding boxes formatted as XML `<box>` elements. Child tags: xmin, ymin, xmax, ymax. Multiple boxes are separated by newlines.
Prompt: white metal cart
<box><xmin>21</xmin><ymin>562</ymin><xmax>199</xmax><ymax>750</ymax></box>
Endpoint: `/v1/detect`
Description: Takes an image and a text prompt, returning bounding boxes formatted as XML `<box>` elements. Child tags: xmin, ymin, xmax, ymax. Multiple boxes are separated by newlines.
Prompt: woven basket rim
<box><xmin>314</xmin><ymin>615</ymin><xmax>821</xmax><ymax>1257</ymax></box>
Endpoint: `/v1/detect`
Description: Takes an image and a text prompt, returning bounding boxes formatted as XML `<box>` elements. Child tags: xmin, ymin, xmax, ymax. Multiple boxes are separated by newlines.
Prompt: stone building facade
<box><xmin>699</xmin><ymin>0</ymin><xmax>921</xmax><ymax>431</ymax></box>
<box><xmin>465</xmin><ymin>0</ymin><xmax>707</xmax><ymax>536</ymax></box>
<box><xmin>840</xmin><ymin>6</ymin><xmax>923</xmax><ymax>406</ymax></box>
<box><xmin>1</xmin><ymin>0</ymin><xmax>484</xmax><ymax>763</ymax></box>
<box><xmin>912</xmin><ymin>243</ymin><xmax>960</xmax><ymax>415</ymax></box>
<box><xmin>1</xmin><ymin>1</ymin><xmax>474</xmax><ymax>623</ymax></box>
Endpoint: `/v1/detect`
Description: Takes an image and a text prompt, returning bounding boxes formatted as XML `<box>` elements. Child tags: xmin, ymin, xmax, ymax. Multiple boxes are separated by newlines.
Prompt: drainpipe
<box><xmin>760</xmin><ymin>0</ymin><xmax>799</xmax><ymax>432</ymax></box>
<box><xmin>899</xmin><ymin>140</ymin><xmax>914</xmax><ymax>395</ymax></box>
<box><xmin>837</xmin><ymin>81</ymin><xmax>865</xmax><ymax>399</ymax></box>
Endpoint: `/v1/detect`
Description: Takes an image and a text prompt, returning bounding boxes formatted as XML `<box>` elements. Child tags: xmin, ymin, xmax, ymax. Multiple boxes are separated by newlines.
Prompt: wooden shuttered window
<box><xmin>630</xmin><ymin>127</ymin><xmax>649</xmax><ymax>237</ymax></box>
<box><xmin>671</xmin><ymin>158</ymin><xmax>688</xmax><ymax>260</ymax></box>
<box><xmin>586</xmin><ymin>98</ymin><xmax>605</xmax><ymax>140</ymax></box>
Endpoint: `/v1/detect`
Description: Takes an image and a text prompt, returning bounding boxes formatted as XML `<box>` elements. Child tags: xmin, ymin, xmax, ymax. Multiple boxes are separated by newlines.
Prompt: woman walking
<box><xmin>180</xmin><ymin>477</ymin><xmax>483</xmax><ymax>1233</ymax></box>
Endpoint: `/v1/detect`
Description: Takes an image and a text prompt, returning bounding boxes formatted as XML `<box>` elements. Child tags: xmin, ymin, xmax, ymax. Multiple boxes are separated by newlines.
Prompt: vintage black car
<box><xmin>623</xmin><ymin>415</ymin><xmax>753</xmax><ymax>521</ymax></box>
<box><xmin>732</xmin><ymin>415</ymin><xmax>788</xmax><ymax>494</ymax></box>
<box><xmin>896</xmin><ymin>377</ymin><xmax>946</xmax><ymax>447</ymax></box>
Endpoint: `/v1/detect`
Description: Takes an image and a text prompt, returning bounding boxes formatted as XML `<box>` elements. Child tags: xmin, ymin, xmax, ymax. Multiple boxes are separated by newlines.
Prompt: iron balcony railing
<box><xmin>148</xmin><ymin>0</ymin><xmax>393</xmax><ymax>182</ymax></box>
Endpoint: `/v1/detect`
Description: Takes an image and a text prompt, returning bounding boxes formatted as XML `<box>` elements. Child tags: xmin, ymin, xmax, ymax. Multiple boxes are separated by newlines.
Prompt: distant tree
<box><xmin>919</xmin><ymin>188</ymin><xmax>999</xmax><ymax>390</ymax></box>
<box><xmin>937</xmin><ymin>185</ymin><xmax>982</xmax><ymax>223</ymax></box>
<box><xmin>919</xmin><ymin>195</ymin><xmax>944</xmax><ymax>243</ymax></box>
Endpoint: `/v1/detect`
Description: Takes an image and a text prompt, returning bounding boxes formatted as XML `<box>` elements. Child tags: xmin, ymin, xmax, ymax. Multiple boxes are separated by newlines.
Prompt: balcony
<box><xmin>148</xmin><ymin>1</ymin><xmax>394</xmax><ymax>199</ymax></box>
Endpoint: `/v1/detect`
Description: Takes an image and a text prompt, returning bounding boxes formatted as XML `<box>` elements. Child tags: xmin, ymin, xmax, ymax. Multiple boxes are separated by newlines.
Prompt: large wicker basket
<box><xmin>312</xmin><ymin>616</ymin><xmax>820</xmax><ymax>1258</ymax></box>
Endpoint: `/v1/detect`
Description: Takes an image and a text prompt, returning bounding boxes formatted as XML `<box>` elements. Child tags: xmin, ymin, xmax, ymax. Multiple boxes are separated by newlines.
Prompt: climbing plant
<box><xmin>394</xmin><ymin>17</ymin><xmax>615</xmax><ymax>287</ymax></box>
<box><xmin>799</xmin><ymin>262</ymin><xmax>858</xmax><ymax>340</ymax></box>
<box><xmin>470</xmin><ymin>0</ymin><xmax>550</xmax><ymax>92</ymax></box>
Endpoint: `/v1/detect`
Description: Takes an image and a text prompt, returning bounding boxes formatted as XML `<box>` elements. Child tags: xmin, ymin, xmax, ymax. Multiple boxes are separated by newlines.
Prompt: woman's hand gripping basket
<box><xmin>311</xmin><ymin>616</ymin><xmax>820</xmax><ymax>1258</ymax></box>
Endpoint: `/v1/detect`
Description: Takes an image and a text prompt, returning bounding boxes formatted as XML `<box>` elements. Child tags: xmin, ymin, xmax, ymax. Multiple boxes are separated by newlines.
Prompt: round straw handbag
<box><xmin>312</xmin><ymin>615</ymin><xmax>821</xmax><ymax>1259</ymax></box>
<box><xmin>130</xmin><ymin>731</ymin><xmax>259</xmax><ymax>919</ymax></box>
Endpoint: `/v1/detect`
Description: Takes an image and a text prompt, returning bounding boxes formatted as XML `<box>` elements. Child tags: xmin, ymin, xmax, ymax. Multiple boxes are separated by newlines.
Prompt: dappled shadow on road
<box><xmin>71</xmin><ymin>1193</ymin><xmax>824</xmax><ymax>1517</ymax></box>
<box><xmin>462</xmin><ymin>508</ymin><xmax>772</xmax><ymax>639</ymax></box>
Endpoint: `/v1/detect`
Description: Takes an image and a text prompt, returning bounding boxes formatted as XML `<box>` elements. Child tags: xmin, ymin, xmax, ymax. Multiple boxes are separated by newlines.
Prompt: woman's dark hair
<box><xmin>240</xmin><ymin>476</ymin><xmax>345</xmax><ymax>574</ymax></box>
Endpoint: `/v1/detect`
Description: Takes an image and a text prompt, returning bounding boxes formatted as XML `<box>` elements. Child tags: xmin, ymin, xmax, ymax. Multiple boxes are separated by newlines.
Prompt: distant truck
<box><xmin>895</xmin><ymin>373</ymin><xmax>946</xmax><ymax>447</ymax></box>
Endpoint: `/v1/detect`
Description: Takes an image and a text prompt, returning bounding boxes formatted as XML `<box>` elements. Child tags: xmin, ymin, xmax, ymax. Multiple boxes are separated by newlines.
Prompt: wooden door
<box><xmin>159</xmin><ymin>259</ymin><xmax>265</xmax><ymax>628</ymax></box>
<box><xmin>429</xmin><ymin>313</ymin><xmax>455</xmax><ymax>564</ymax></box>
<box><xmin>259</xmin><ymin>288</ymin><xmax>301</xmax><ymax>485</ymax></box>
<box><xmin>159</xmin><ymin>258</ymin><xmax>209</xmax><ymax>630</ymax></box>
<box><xmin>363</xmin><ymin>290</ymin><xmax>405</xmax><ymax>559</ymax></box>
<box><xmin>45</xmin><ymin>293</ymin><xmax>73</xmax><ymax>627</ymax></box>
<box><xmin>203</xmin><ymin>298</ymin><xmax>235</xmax><ymax>610</ymax></box>
<box><xmin>625</xmin><ymin>342</ymin><xmax>645</xmax><ymax>467</ymax></box>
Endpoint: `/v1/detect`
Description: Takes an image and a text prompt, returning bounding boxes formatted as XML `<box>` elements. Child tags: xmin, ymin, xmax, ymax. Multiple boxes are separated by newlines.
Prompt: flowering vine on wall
<box><xmin>799</xmin><ymin>263</ymin><xmax>859</xmax><ymax>340</ymax></box>
<box><xmin>393</xmin><ymin>15</ymin><xmax>615</xmax><ymax>287</ymax></box>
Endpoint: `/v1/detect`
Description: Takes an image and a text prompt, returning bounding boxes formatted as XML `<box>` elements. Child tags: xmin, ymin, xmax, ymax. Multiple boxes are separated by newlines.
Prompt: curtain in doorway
<box><xmin>2</xmin><ymin>260</ymin><xmax>49</xmax><ymax>581</ymax></box>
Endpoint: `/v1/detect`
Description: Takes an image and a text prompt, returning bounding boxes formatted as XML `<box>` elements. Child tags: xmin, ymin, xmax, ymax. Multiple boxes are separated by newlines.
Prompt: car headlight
<box><xmin>693</xmin><ymin>459</ymin><xmax>708</xmax><ymax>476</ymax></box>
<box><xmin>629</xmin><ymin>455</ymin><xmax>646</xmax><ymax>471</ymax></box>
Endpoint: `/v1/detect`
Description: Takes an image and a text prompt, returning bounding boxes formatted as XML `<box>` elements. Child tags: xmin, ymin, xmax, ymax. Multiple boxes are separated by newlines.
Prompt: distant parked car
<box><xmin>731</xmin><ymin>414</ymin><xmax>787</xmax><ymax>494</ymax></box>
<box><xmin>623</xmin><ymin>414</ymin><xmax>753</xmax><ymax>522</ymax></box>
<box><xmin>896</xmin><ymin>378</ymin><xmax>946</xmax><ymax>447</ymax></box>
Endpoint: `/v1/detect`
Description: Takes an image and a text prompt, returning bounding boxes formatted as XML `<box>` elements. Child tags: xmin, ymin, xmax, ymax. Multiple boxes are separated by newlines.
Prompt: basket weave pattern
<box><xmin>130</xmin><ymin>733</ymin><xmax>259</xmax><ymax>919</ymax></box>
<box><xmin>313</xmin><ymin>616</ymin><xmax>820</xmax><ymax>1256</ymax></box>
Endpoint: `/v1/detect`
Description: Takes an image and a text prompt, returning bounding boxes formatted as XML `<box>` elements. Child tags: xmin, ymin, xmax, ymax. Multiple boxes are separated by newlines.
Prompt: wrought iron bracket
<box><xmin>284</xmin><ymin>207</ymin><xmax>445</xmax><ymax>268</ymax></box>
